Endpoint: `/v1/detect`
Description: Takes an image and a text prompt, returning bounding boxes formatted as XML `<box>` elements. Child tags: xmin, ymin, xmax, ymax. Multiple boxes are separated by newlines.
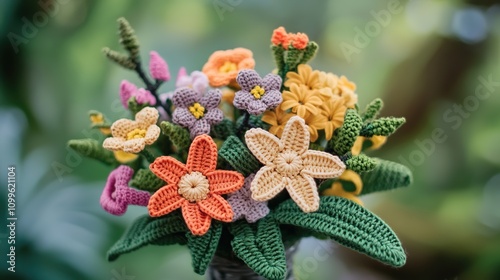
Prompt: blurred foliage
<box><xmin>1</xmin><ymin>0</ymin><xmax>500</xmax><ymax>279</ymax></box>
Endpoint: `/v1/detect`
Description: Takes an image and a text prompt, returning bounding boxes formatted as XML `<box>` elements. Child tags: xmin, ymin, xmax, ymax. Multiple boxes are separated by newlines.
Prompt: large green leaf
<box><xmin>273</xmin><ymin>196</ymin><xmax>406</xmax><ymax>267</ymax></box>
<box><xmin>186</xmin><ymin>222</ymin><xmax>223</xmax><ymax>275</ymax></box>
<box><xmin>229</xmin><ymin>218</ymin><xmax>287</xmax><ymax>280</ymax></box>
<box><xmin>218</xmin><ymin>135</ymin><xmax>260</xmax><ymax>176</ymax></box>
<box><xmin>360</xmin><ymin>158</ymin><xmax>413</xmax><ymax>195</ymax></box>
<box><xmin>107</xmin><ymin>212</ymin><xmax>187</xmax><ymax>261</ymax></box>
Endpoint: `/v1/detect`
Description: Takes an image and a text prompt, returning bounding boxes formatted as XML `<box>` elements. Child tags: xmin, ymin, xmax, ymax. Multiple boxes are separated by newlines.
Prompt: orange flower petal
<box><xmin>206</xmin><ymin>170</ymin><xmax>244</xmax><ymax>195</ymax></box>
<box><xmin>182</xmin><ymin>202</ymin><xmax>212</xmax><ymax>236</ymax></box>
<box><xmin>150</xmin><ymin>156</ymin><xmax>188</xmax><ymax>185</ymax></box>
<box><xmin>148</xmin><ymin>184</ymin><xmax>185</xmax><ymax>217</ymax></box>
<box><xmin>186</xmin><ymin>135</ymin><xmax>218</xmax><ymax>174</ymax></box>
<box><xmin>198</xmin><ymin>194</ymin><xmax>233</xmax><ymax>222</ymax></box>
<box><xmin>285</xmin><ymin>174</ymin><xmax>319</xmax><ymax>213</ymax></box>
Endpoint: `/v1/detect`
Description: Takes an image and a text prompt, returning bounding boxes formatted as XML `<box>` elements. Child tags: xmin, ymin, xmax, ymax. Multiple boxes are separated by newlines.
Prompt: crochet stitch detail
<box><xmin>149</xmin><ymin>51</ymin><xmax>170</xmax><ymax>81</ymax></box>
<box><xmin>227</xmin><ymin>174</ymin><xmax>270</xmax><ymax>223</ymax></box>
<box><xmin>233</xmin><ymin>69</ymin><xmax>283</xmax><ymax>115</ymax></box>
<box><xmin>202</xmin><ymin>48</ymin><xmax>255</xmax><ymax>87</ymax></box>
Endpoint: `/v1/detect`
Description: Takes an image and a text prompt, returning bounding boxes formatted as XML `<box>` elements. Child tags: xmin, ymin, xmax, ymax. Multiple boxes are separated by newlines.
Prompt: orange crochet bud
<box><xmin>290</xmin><ymin>32</ymin><xmax>309</xmax><ymax>50</ymax></box>
<box><xmin>271</xmin><ymin>26</ymin><xmax>289</xmax><ymax>47</ymax></box>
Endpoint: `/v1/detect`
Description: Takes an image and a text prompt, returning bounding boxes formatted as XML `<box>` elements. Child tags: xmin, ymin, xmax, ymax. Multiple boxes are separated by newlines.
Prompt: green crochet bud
<box><xmin>130</xmin><ymin>169</ymin><xmax>164</xmax><ymax>191</ymax></box>
<box><xmin>271</xmin><ymin>45</ymin><xmax>285</xmax><ymax>71</ymax></box>
<box><xmin>360</xmin><ymin>158</ymin><xmax>412</xmax><ymax>195</ymax></box>
<box><xmin>211</xmin><ymin>118</ymin><xmax>236</xmax><ymax>140</ymax></box>
<box><xmin>346</xmin><ymin>154</ymin><xmax>377</xmax><ymax>173</ymax></box>
<box><xmin>218</xmin><ymin>136</ymin><xmax>260</xmax><ymax>176</ymax></box>
<box><xmin>117</xmin><ymin>17</ymin><xmax>140</xmax><ymax>61</ymax></box>
<box><xmin>329</xmin><ymin>109</ymin><xmax>363</xmax><ymax>155</ymax></box>
<box><xmin>284</xmin><ymin>48</ymin><xmax>302</xmax><ymax>70</ymax></box>
<box><xmin>88</xmin><ymin>110</ymin><xmax>111</xmax><ymax>129</ymax></box>
<box><xmin>298</xmin><ymin>41</ymin><xmax>318</xmax><ymax>65</ymax></box>
<box><xmin>360</xmin><ymin>117</ymin><xmax>406</xmax><ymax>137</ymax></box>
<box><xmin>160</xmin><ymin>121</ymin><xmax>191</xmax><ymax>151</ymax></box>
<box><xmin>127</xmin><ymin>97</ymin><xmax>148</xmax><ymax>117</ymax></box>
<box><xmin>361</xmin><ymin>98</ymin><xmax>384</xmax><ymax>122</ymax></box>
<box><xmin>102</xmin><ymin>47</ymin><xmax>136</xmax><ymax>69</ymax></box>
<box><xmin>67</xmin><ymin>139</ymin><xmax>115</xmax><ymax>165</ymax></box>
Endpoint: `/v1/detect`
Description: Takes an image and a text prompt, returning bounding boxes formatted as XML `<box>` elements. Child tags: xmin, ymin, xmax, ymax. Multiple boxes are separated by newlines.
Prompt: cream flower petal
<box><xmin>122</xmin><ymin>138</ymin><xmax>146</xmax><ymax>153</ymax></box>
<box><xmin>111</xmin><ymin>119</ymin><xmax>137</xmax><ymax>138</ymax></box>
<box><xmin>245</xmin><ymin>128</ymin><xmax>283</xmax><ymax>165</ymax></box>
<box><xmin>285</xmin><ymin>174</ymin><xmax>319</xmax><ymax>213</ymax></box>
<box><xmin>103</xmin><ymin>137</ymin><xmax>125</xmax><ymax>151</ymax></box>
<box><xmin>135</xmin><ymin>107</ymin><xmax>159</xmax><ymax>127</ymax></box>
<box><xmin>301</xmin><ymin>150</ymin><xmax>346</xmax><ymax>178</ymax></box>
<box><xmin>144</xmin><ymin>125</ymin><xmax>161</xmax><ymax>145</ymax></box>
<box><xmin>280</xmin><ymin>116</ymin><xmax>310</xmax><ymax>155</ymax></box>
<box><xmin>251</xmin><ymin>166</ymin><xmax>286</xmax><ymax>201</ymax></box>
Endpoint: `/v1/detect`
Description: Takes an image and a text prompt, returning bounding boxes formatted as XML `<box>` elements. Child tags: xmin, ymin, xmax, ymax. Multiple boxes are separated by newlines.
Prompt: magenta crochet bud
<box><xmin>149</xmin><ymin>51</ymin><xmax>170</xmax><ymax>81</ymax></box>
<box><xmin>120</xmin><ymin>80</ymin><xmax>137</xmax><ymax>108</ymax></box>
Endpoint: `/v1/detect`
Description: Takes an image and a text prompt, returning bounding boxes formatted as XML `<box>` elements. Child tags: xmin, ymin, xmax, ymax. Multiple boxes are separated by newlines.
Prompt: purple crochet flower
<box><xmin>234</xmin><ymin>69</ymin><xmax>283</xmax><ymax>115</ymax></box>
<box><xmin>100</xmin><ymin>165</ymin><xmax>151</xmax><ymax>216</ymax></box>
<box><xmin>172</xmin><ymin>87</ymin><xmax>223</xmax><ymax>139</ymax></box>
<box><xmin>120</xmin><ymin>80</ymin><xmax>157</xmax><ymax>109</ymax></box>
<box><xmin>227</xmin><ymin>174</ymin><xmax>270</xmax><ymax>223</ymax></box>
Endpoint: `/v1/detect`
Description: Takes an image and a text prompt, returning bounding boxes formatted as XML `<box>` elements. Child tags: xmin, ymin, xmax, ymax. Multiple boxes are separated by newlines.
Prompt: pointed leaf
<box><xmin>273</xmin><ymin>196</ymin><xmax>406</xmax><ymax>267</ymax></box>
<box><xmin>186</xmin><ymin>221</ymin><xmax>223</xmax><ymax>275</ymax></box>
<box><xmin>107</xmin><ymin>212</ymin><xmax>187</xmax><ymax>261</ymax></box>
<box><xmin>361</xmin><ymin>98</ymin><xmax>383</xmax><ymax>122</ymax></box>
<box><xmin>346</xmin><ymin>154</ymin><xmax>377</xmax><ymax>173</ymax></box>
<box><xmin>360</xmin><ymin>159</ymin><xmax>412</xmax><ymax>195</ymax></box>
<box><xmin>229</xmin><ymin>218</ymin><xmax>286</xmax><ymax>280</ymax></box>
<box><xmin>360</xmin><ymin>117</ymin><xmax>405</xmax><ymax>137</ymax></box>
<box><xmin>211</xmin><ymin>118</ymin><xmax>236</xmax><ymax>140</ymax></box>
<box><xmin>218</xmin><ymin>136</ymin><xmax>260</xmax><ymax>176</ymax></box>
<box><xmin>67</xmin><ymin>139</ymin><xmax>116</xmax><ymax>165</ymax></box>
<box><xmin>328</xmin><ymin>109</ymin><xmax>363</xmax><ymax>155</ymax></box>
<box><xmin>129</xmin><ymin>168</ymin><xmax>164</xmax><ymax>191</ymax></box>
<box><xmin>160</xmin><ymin>121</ymin><xmax>191</xmax><ymax>151</ymax></box>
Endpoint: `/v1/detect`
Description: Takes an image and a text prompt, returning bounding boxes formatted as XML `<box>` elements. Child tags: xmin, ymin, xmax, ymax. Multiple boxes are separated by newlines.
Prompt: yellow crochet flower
<box><xmin>321</xmin><ymin>96</ymin><xmax>348</xmax><ymax>141</ymax></box>
<box><xmin>245</xmin><ymin>116</ymin><xmax>345</xmax><ymax>213</ymax></box>
<box><xmin>304</xmin><ymin>112</ymin><xmax>327</xmax><ymax>143</ymax></box>
<box><xmin>103</xmin><ymin>107</ymin><xmax>161</xmax><ymax>154</ymax></box>
<box><xmin>89</xmin><ymin>112</ymin><xmax>111</xmax><ymax>135</ymax></box>
<box><xmin>322</xmin><ymin>170</ymin><xmax>363</xmax><ymax>205</ymax></box>
<box><xmin>281</xmin><ymin>84</ymin><xmax>322</xmax><ymax>118</ymax></box>
<box><xmin>261</xmin><ymin>106</ymin><xmax>294</xmax><ymax>138</ymax></box>
<box><xmin>284</xmin><ymin>64</ymin><xmax>325</xmax><ymax>90</ymax></box>
<box><xmin>113</xmin><ymin>150</ymin><xmax>139</xmax><ymax>163</ymax></box>
<box><xmin>351</xmin><ymin>135</ymin><xmax>387</xmax><ymax>155</ymax></box>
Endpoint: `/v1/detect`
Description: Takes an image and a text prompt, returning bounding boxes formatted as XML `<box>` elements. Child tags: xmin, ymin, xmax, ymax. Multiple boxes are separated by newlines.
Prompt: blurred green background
<box><xmin>1</xmin><ymin>0</ymin><xmax>499</xmax><ymax>279</ymax></box>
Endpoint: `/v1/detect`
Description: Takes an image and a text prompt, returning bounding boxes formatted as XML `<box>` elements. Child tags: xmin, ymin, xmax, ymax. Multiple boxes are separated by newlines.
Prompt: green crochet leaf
<box><xmin>360</xmin><ymin>117</ymin><xmax>405</xmax><ymax>137</ymax></box>
<box><xmin>361</xmin><ymin>98</ymin><xmax>383</xmax><ymax>122</ymax></box>
<box><xmin>329</xmin><ymin>109</ymin><xmax>363</xmax><ymax>155</ymax></box>
<box><xmin>360</xmin><ymin>158</ymin><xmax>412</xmax><ymax>195</ymax></box>
<box><xmin>212</xmin><ymin>118</ymin><xmax>236</xmax><ymax>140</ymax></box>
<box><xmin>346</xmin><ymin>154</ymin><xmax>377</xmax><ymax>173</ymax></box>
<box><xmin>298</xmin><ymin>41</ymin><xmax>319</xmax><ymax>65</ymax></box>
<box><xmin>107</xmin><ymin>212</ymin><xmax>187</xmax><ymax>261</ymax></box>
<box><xmin>127</xmin><ymin>96</ymin><xmax>149</xmax><ymax>116</ymax></box>
<box><xmin>218</xmin><ymin>135</ymin><xmax>260</xmax><ymax>176</ymax></box>
<box><xmin>229</xmin><ymin>218</ymin><xmax>287</xmax><ymax>280</ymax></box>
<box><xmin>186</xmin><ymin>222</ymin><xmax>223</xmax><ymax>275</ymax></box>
<box><xmin>273</xmin><ymin>196</ymin><xmax>406</xmax><ymax>267</ymax></box>
<box><xmin>160</xmin><ymin>121</ymin><xmax>191</xmax><ymax>151</ymax></box>
<box><xmin>129</xmin><ymin>168</ymin><xmax>164</xmax><ymax>191</ymax></box>
<box><xmin>67</xmin><ymin>139</ymin><xmax>116</xmax><ymax>165</ymax></box>
<box><xmin>236</xmin><ymin>114</ymin><xmax>269</xmax><ymax>130</ymax></box>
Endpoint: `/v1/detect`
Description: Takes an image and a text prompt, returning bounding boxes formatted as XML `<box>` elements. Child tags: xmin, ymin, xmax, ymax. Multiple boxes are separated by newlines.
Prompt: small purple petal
<box><xmin>233</xmin><ymin>90</ymin><xmax>254</xmax><ymax>111</ymax></box>
<box><xmin>236</xmin><ymin>69</ymin><xmax>262</xmax><ymax>91</ymax></box>
<box><xmin>200</xmin><ymin>89</ymin><xmax>222</xmax><ymax>109</ymax></box>
<box><xmin>246</xmin><ymin>203</ymin><xmax>270</xmax><ymax>223</ymax></box>
<box><xmin>260</xmin><ymin>90</ymin><xmax>282</xmax><ymax>109</ymax></box>
<box><xmin>247</xmin><ymin>99</ymin><xmax>267</xmax><ymax>115</ymax></box>
<box><xmin>120</xmin><ymin>80</ymin><xmax>137</xmax><ymax>109</ymax></box>
<box><xmin>261</xmin><ymin>73</ymin><xmax>282</xmax><ymax>91</ymax></box>
<box><xmin>189</xmin><ymin>119</ymin><xmax>211</xmax><ymax>139</ymax></box>
<box><xmin>204</xmin><ymin>108</ymin><xmax>223</xmax><ymax>125</ymax></box>
<box><xmin>227</xmin><ymin>174</ymin><xmax>269</xmax><ymax>223</ymax></box>
<box><xmin>172</xmin><ymin>87</ymin><xmax>200</xmax><ymax>107</ymax></box>
<box><xmin>173</xmin><ymin>107</ymin><xmax>197</xmax><ymax>128</ymax></box>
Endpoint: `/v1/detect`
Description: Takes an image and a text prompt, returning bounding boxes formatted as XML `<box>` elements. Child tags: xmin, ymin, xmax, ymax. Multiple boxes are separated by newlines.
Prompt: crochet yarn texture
<box><xmin>233</xmin><ymin>69</ymin><xmax>283</xmax><ymax>115</ymax></box>
<box><xmin>227</xmin><ymin>174</ymin><xmax>270</xmax><ymax>223</ymax></box>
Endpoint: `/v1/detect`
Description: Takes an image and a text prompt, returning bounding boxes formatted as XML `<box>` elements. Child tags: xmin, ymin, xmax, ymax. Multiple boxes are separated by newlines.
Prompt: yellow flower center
<box><xmin>218</xmin><ymin>61</ymin><xmax>237</xmax><ymax>73</ymax></box>
<box><xmin>188</xmin><ymin>102</ymin><xmax>205</xmax><ymax>119</ymax></box>
<box><xmin>178</xmin><ymin>171</ymin><xmax>210</xmax><ymax>202</ymax></box>
<box><xmin>275</xmin><ymin>151</ymin><xmax>303</xmax><ymax>177</ymax></box>
<box><xmin>250</xmin><ymin>85</ymin><xmax>265</xmax><ymax>99</ymax></box>
<box><xmin>126</xmin><ymin>128</ymin><xmax>147</xmax><ymax>140</ymax></box>
<box><xmin>90</xmin><ymin>114</ymin><xmax>104</xmax><ymax>125</ymax></box>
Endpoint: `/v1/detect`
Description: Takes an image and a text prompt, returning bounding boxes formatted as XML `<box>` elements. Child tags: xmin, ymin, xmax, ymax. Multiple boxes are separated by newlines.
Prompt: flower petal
<box><xmin>135</xmin><ymin>107</ymin><xmax>159</xmax><ymax>127</ymax></box>
<box><xmin>172</xmin><ymin>87</ymin><xmax>200</xmax><ymax>107</ymax></box>
<box><xmin>233</xmin><ymin>90</ymin><xmax>254</xmax><ymax>111</ymax></box>
<box><xmin>260</xmin><ymin>90</ymin><xmax>282</xmax><ymax>109</ymax></box>
<box><xmin>285</xmin><ymin>174</ymin><xmax>319</xmax><ymax>213</ymax></box>
<box><xmin>198</xmin><ymin>194</ymin><xmax>234</xmax><ymax>222</ymax></box>
<box><xmin>186</xmin><ymin>134</ymin><xmax>218</xmax><ymax>174</ymax></box>
<box><xmin>144</xmin><ymin>125</ymin><xmax>161</xmax><ymax>145</ymax></box>
<box><xmin>111</xmin><ymin>119</ymin><xmax>137</xmax><ymax>138</ymax></box>
<box><xmin>189</xmin><ymin>119</ymin><xmax>211</xmax><ymax>139</ymax></box>
<box><xmin>246</xmin><ymin>202</ymin><xmax>270</xmax><ymax>223</ymax></box>
<box><xmin>247</xmin><ymin>99</ymin><xmax>267</xmax><ymax>115</ymax></box>
<box><xmin>236</xmin><ymin>69</ymin><xmax>261</xmax><ymax>91</ymax></box>
<box><xmin>251</xmin><ymin>166</ymin><xmax>286</xmax><ymax>201</ymax></box>
<box><xmin>173</xmin><ymin>107</ymin><xmax>197</xmax><ymax>128</ymax></box>
<box><xmin>122</xmin><ymin>138</ymin><xmax>146</xmax><ymax>153</ymax></box>
<box><xmin>148</xmin><ymin>184</ymin><xmax>185</xmax><ymax>217</ymax></box>
<box><xmin>182</xmin><ymin>202</ymin><xmax>212</xmax><ymax>236</ymax></box>
<box><xmin>301</xmin><ymin>150</ymin><xmax>346</xmax><ymax>179</ymax></box>
<box><xmin>150</xmin><ymin>156</ymin><xmax>188</xmax><ymax>185</ymax></box>
<box><xmin>245</xmin><ymin>128</ymin><xmax>282</xmax><ymax>165</ymax></box>
<box><xmin>206</xmin><ymin>170</ymin><xmax>244</xmax><ymax>195</ymax></box>
<box><xmin>200</xmin><ymin>89</ymin><xmax>222</xmax><ymax>109</ymax></box>
<box><xmin>262</xmin><ymin>73</ymin><xmax>282</xmax><ymax>91</ymax></box>
<box><xmin>103</xmin><ymin>137</ymin><xmax>125</xmax><ymax>151</ymax></box>
<box><xmin>204</xmin><ymin>108</ymin><xmax>223</xmax><ymax>125</ymax></box>
<box><xmin>281</xmin><ymin>116</ymin><xmax>310</xmax><ymax>155</ymax></box>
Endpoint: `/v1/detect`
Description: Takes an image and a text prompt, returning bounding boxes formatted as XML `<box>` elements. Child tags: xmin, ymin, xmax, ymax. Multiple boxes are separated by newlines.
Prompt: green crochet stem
<box><xmin>361</xmin><ymin>98</ymin><xmax>383</xmax><ymax>122</ymax></box>
<box><xmin>298</xmin><ymin>41</ymin><xmax>318</xmax><ymax>65</ymax></box>
<box><xmin>284</xmin><ymin>48</ymin><xmax>302</xmax><ymax>71</ymax></box>
<box><xmin>211</xmin><ymin>118</ymin><xmax>236</xmax><ymax>140</ymax></box>
<box><xmin>329</xmin><ymin>109</ymin><xmax>363</xmax><ymax>155</ymax></box>
<box><xmin>187</xmin><ymin>222</ymin><xmax>223</xmax><ymax>275</ymax></box>
<box><xmin>360</xmin><ymin>117</ymin><xmax>406</xmax><ymax>137</ymax></box>
<box><xmin>107</xmin><ymin>212</ymin><xmax>187</xmax><ymax>261</ymax></box>
<box><xmin>102</xmin><ymin>47</ymin><xmax>136</xmax><ymax>69</ymax></box>
<box><xmin>273</xmin><ymin>196</ymin><xmax>406</xmax><ymax>267</ymax></box>
<box><xmin>129</xmin><ymin>168</ymin><xmax>164</xmax><ymax>191</ymax></box>
<box><xmin>346</xmin><ymin>154</ymin><xmax>377</xmax><ymax>173</ymax></box>
<box><xmin>117</xmin><ymin>17</ymin><xmax>140</xmax><ymax>60</ymax></box>
<box><xmin>160</xmin><ymin>121</ymin><xmax>191</xmax><ymax>151</ymax></box>
<box><xmin>236</xmin><ymin>114</ymin><xmax>269</xmax><ymax>131</ymax></box>
<box><xmin>229</xmin><ymin>218</ymin><xmax>287</xmax><ymax>280</ymax></box>
<box><xmin>360</xmin><ymin>158</ymin><xmax>413</xmax><ymax>195</ymax></box>
<box><xmin>218</xmin><ymin>136</ymin><xmax>261</xmax><ymax>176</ymax></box>
<box><xmin>139</xmin><ymin>149</ymin><xmax>156</xmax><ymax>163</ymax></box>
<box><xmin>67</xmin><ymin>139</ymin><xmax>116</xmax><ymax>165</ymax></box>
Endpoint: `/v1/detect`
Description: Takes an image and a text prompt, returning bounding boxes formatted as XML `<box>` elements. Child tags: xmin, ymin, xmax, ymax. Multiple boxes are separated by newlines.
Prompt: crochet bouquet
<box><xmin>68</xmin><ymin>18</ymin><xmax>412</xmax><ymax>280</ymax></box>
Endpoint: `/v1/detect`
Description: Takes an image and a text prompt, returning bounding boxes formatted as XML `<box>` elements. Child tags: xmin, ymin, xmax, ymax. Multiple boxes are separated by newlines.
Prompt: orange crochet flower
<box><xmin>245</xmin><ymin>116</ymin><xmax>345</xmax><ymax>212</ymax></box>
<box><xmin>271</xmin><ymin>27</ymin><xmax>309</xmax><ymax>50</ymax></box>
<box><xmin>202</xmin><ymin>48</ymin><xmax>255</xmax><ymax>87</ymax></box>
<box><xmin>148</xmin><ymin>135</ymin><xmax>244</xmax><ymax>235</ymax></box>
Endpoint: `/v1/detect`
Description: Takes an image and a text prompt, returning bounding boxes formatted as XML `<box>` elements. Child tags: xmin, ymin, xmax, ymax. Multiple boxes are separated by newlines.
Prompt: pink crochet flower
<box><xmin>227</xmin><ymin>174</ymin><xmax>270</xmax><ymax>223</ymax></box>
<box><xmin>176</xmin><ymin>70</ymin><xmax>209</xmax><ymax>95</ymax></box>
<box><xmin>120</xmin><ymin>80</ymin><xmax>157</xmax><ymax>108</ymax></box>
<box><xmin>234</xmin><ymin>69</ymin><xmax>282</xmax><ymax>115</ymax></box>
<box><xmin>172</xmin><ymin>87</ymin><xmax>223</xmax><ymax>139</ymax></box>
<box><xmin>149</xmin><ymin>51</ymin><xmax>170</xmax><ymax>81</ymax></box>
<box><xmin>100</xmin><ymin>165</ymin><xmax>151</xmax><ymax>215</ymax></box>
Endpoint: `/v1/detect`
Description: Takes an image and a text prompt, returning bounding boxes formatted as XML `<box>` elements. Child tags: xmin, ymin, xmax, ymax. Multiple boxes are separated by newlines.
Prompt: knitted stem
<box><xmin>206</xmin><ymin>244</ymin><xmax>297</xmax><ymax>280</ymax></box>
<box><xmin>236</xmin><ymin>112</ymin><xmax>251</xmax><ymax>136</ymax></box>
<box><xmin>140</xmin><ymin>149</ymin><xmax>156</xmax><ymax>163</ymax></box>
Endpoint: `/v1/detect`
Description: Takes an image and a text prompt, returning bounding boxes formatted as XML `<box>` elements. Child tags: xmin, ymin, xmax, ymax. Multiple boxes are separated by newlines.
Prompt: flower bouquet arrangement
<box><xmin>68</xmin><ymin>18</ymin><xmax>412</xmax><ymax>280</ymax></box>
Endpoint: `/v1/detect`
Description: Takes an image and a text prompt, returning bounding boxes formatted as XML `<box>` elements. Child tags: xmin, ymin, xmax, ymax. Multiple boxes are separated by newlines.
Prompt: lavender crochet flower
<box><xmin>227</xmin><ymin>174</ymin><xmax>270</xmax><ymax>223</ymax></box>
<box><xmin>172</xmin><ymin>87</ymin><xmax>223</xmax><ymax>139</ymax></box>
<box><xmin>100</xmin><ymin>165</ymin><xmax>151</xmax><ymax>216</ymax></box>
<box><xmin>234</xmin><ymin>69</ymin><xmax>282</xmax><ymax>115</ymax></box>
